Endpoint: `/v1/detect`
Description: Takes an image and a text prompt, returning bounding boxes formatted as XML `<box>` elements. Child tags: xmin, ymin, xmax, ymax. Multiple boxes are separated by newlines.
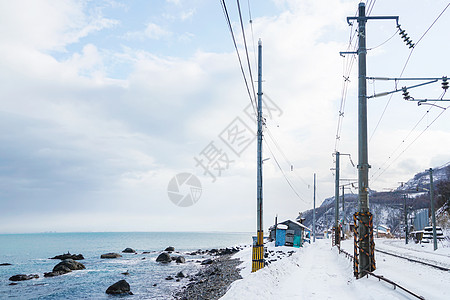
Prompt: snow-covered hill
<box><xmin>301</xmin><ymin>165</ymin><xmax>450</xmax><ymax>236</ymax></box>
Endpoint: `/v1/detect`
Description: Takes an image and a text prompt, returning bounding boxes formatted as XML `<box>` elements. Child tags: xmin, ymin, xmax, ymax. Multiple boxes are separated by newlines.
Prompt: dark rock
<box><xmin>101</xmin><ymin>253</ymin><xmax>122</xmax><ymax>259</ymax></box>
<box><xmin>156</xmin><ymin>252</ymin><xmax>171</xmax><ymax>263</ymax></box>
<box><xmin>0</xmin><ymin>263</ymin><xmax>12</xmax><ymax>266</ymax></box>
<box><xmin>143</xmin><ymin>251</ymin><xmax>151</xmax><ymax>254</ymax></box>
<box><xmin>176</xmin><ymin>271</ymin><xmax>185</xmax><ymax>278</ymax></box>
<box><xmin>106</xmin><ymin>279</ymin><xmax>132</xmax><ymax>295</ymax></box>
<box><xmin>201</xmin><ymin>258</ymin><xmax>213</xmax><ymax>265</ymax></box>
<box><xmin>171</xmin><ymin>256</ymin><xmax>177</xmax><ymax>261</ymax></box>
<box><xmin>176</xmin><ymin>256</ymin><xmax>186</xmax><ymax>263</ymax></box>
<box><xmin>122</xmin><ymin>248</ymin><xmax>136</xmax><ymax>253</ymax></box>
<box><xmin>210</xmin><ymin>249</ymin><xmax>218</xmax><ymax>254</ymax></box>
<box><xmin>50</xmin><ymin>252</ymin><xmax>84</xmax><ymax>260</ymax></box>
<box><xmin>53</xmin><ymin>259</ymin><xmax>85</xmax><ymax>272</ymax></box>
<box><xmin>165</xmin><ymin>276</ymin><xmax>174</xmax><ymax>280</ymax></box>
<box><xmin>44</xmin><ymin>270</ymin><xmax>67</xmax><ymax>277</ymax></box>
<box><xmin>9</xmin><ymin>274</ymin><xmax>39</xmax><ymax>281</ymax></box>
<box><xmin>141</xmin><ymin>257</ymin><xmax>146</xmax><ymax>260</ymax></box>
<box><xmin>9</xmin><ymin>282</ymin><xmax>18</xmax><ymax>285</ymax></box>
<box><xmin>165</xmin><ymin>246</ymin><xmax>175</xmax><ymax>252</ymax></box>
<box><xmin>122</xmin><ymin>271</ymin><xmax>129</xmax><ymax>275</ymax></box>
<box><xmin>153</xmin><ymin>283</ymin><xmax>157</xmax><ymax>287</ymax></box>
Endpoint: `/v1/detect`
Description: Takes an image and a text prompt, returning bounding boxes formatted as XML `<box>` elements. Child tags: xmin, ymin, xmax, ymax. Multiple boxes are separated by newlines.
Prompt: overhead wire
<box><xmin>369</xmin><ymin>3</ymin><xmax>450</xmax><ymax>140</ymax></box>
<box><xmin>220</xmin><ymin>0</ymin><xmax>257</xmax><ymax>118</ymax></box>
<box><xmin>369</xmin><ymin>4</ymin><xmax>450</xmax><ymax>181</ymax></box>
<box><xmin>247</xmin><ymin>0</ymin><xmax>258</xmax><ymax>71</ymax></box>
<box><xmin>264</xmin><ymin>126</ymin><xmax>311</xmax><ymax>188</ymax></box>
<box><xmin>372</xmin><ymin>104</ymin><xmax>449</xmax><ymax>183</ymax></box>
<box><xmin>263</xmin><ymin>138</ymin><xmax>309</xmax><ymax>204</ymax></box>
<box><xmin>237</xmin><ymin>0</ymin><xmax>257</xmax><ymax>103</ymax></box>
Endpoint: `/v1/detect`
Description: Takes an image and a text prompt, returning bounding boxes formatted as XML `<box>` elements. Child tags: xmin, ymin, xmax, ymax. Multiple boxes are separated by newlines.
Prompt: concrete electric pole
<box><xmin>252</xmin><ymin>39</ymin><xmax>264</xmax><ymax>273</ymax></box>
<box><xmin>313</xmin><ymin>173</ymin><xmax>316</xmax><ymax>243</ymax></box>
<box><xmin>344</xmin><ymin>2</ymin><xmax>398</xmax><ymax>278</ymax></box>
<box><xmin>428</xmin><ymin>168</ymin><xmax>438</xmax><ymax>251</ymax></box>
<box><xmin>334</xmin><ymin>151</ymin><xmax>340</xmax><ymax>246</ymax></box>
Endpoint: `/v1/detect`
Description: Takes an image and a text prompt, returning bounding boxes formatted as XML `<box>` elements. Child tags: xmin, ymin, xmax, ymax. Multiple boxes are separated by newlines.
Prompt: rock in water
<box><xmin>53</xmin><ymin>259</ymin><xmax>85</xmax><ymax>272</ymax></box>
<box><xmin>101</xmin><ymin>253</ymin><xmax>122</xmax><ymax>259</ymax></box>
<box><xmin>9</xmin><ymin>274</ymin><xmax>39</xmax><ymax>281</ymax></box>
<box><xmin>50</xmin><ymin>253</ymin><xmax>84</xmax><ymax>260</ymax></box>
<box><xmin>164</xmin><ymin>246</ymin><xmax>175</xmax><ymax>252</ymax></box>
<box><xmin>156</xmin><ymin>252</ymin><xmax>171</xmax><ymax>263</ymax></box>
<box><xmin>122</xmin><ymin>248</ymin><xmax>136</xmax><ymax>253</ymax></box>
<box><xmin>44</xmin><ymin>259</ymin><xmax>86</xmax><ymax>277</ymax></box>
<box><xmin>176</xmin><ymin>256</ymin><xmax>186</xmax><ymax>263</ymax></box>
<box><xmin>106</xmin><ymin>279</ymin><xmax>132</xmax><ymax>295</ymax></box>
<box><xmin>0</xmin><ymin>263</ymin><xmax>12</xmax><ymax>266</ymax></box>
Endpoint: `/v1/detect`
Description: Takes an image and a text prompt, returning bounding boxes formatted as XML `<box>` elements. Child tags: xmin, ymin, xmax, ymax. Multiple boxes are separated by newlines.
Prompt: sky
<box><xmin>0</xmin><ymin>0</ymin><xmax>449</xmax><ymax>233</ymax></box>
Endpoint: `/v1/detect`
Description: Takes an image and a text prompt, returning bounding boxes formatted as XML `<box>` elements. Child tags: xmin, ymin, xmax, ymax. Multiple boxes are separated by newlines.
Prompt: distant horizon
<box><xmin>0</xmin><ymin>230</ymin><xmax>255</xmax><ymax>235</ymax></box>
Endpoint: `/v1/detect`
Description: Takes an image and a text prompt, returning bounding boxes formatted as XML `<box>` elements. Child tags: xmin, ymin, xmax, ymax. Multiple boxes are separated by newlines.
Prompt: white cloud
<box><xmin>125</xmin><ymin>22</ymin><xmax>172</xmax><ymax>40</ymax></box>
<box><xmin>0</xmin><ymin>0</ymin><xmax>118</xmax><ymax>51</ymax></box>
<box><xmin>0</xmin><ymin>0</ymin><xmax>449</xmax><ymax>233</ymax></box>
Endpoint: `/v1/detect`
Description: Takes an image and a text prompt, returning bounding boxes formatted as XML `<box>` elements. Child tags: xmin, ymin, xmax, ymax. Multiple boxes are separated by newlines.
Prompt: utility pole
<box><xmin>428</xmin><ymin>168</ymin><xmax>438</xmax><ymax>251</ymax></box>
<box><xmin>313</xmin><ymin>173</ymin><xmax>316</xmax><ymax>242</ymax></box>
<box><xmin>403</xmin><ymin>194</ymin><xmax>408</xmax><ymax>244</ymax></box>
<box><xmin>334</xmin><ymin>151</ymin><xmax>340</xmax><ymax>246</ymax></box>
<box><xmin>345</xmin><ymin>2</ymin><xmax>398</xmax><ymax>278</ymax></box>
<box><xmin>252</xmin><ymin>39</ymin><xmax>264</xmax><ymax>272</ymax></box>
<box><xmin>356</xmin><ymin>4</ymin><xmax>370</xmax><ymax>272</ymax></box>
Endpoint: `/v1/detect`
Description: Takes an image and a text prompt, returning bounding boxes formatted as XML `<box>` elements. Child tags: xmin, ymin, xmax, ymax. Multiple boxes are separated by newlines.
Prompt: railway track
<box><xmin>337</xmin><ymin>247</ymin><xmax>426</xmax><ymax>300</ymax></box>
<box><xmin>375</xmin><ymin>248</ymin><xmax>450</xmax><ymax>272</ymax></box>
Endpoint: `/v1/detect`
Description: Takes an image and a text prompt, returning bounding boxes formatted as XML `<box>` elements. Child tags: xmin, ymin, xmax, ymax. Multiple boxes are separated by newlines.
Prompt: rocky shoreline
<box><xmin>174</xmin><ymin>252</ymin><xmax>243</xmax><ymax>300</ymax></box>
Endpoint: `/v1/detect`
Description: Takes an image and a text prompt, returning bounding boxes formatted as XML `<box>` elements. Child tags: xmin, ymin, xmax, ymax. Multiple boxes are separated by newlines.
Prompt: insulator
<box><xmin>409</xmin><ymin>43</ymin><xmax>415</xmax><ymax>49</ymax></box>
<box><xmin>402</xmin><ymin>87</ymin><xmax>411</xmax><ymax>100</ymax></box>
<box><xmin>442</xmin><ymin>77</ymin><xmax>449</xmax><ymax>90</ymax></box>
<box><xmin>404</xmin><ymin>37</ymin><xmax>410</xmax><ymax>43</ymax></box>
<box><xmin>401</xmin><ymin>33</ymin><xmax>408</xmax><ymax>39</ymax></box>
<box><xmin>399</xmin><ymin>29</ymin><xmax>406</xmax><ymax>35</ymax></box>
<box><xmin>406</xmin><ymin>40</ymin><xmax>413</xmax><ymax>46</ymax></box>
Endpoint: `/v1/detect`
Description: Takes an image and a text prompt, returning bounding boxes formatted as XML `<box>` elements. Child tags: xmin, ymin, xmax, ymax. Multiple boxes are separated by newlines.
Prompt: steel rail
<box><xmin>337</xmin><ymin>247</ymin><xmax>426</xmax><ymax>300</ymax></box>
<box><xmin>375</xmin><ymin>248</ymin><xmax>450</xmax><ymax>272</ymax></box>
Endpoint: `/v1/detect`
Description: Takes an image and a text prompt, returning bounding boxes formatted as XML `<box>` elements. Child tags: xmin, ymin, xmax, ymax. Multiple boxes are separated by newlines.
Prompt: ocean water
<box><xmin>0</xmin><ymin>232</ymin><xmax>252</xmax><ymax>299</ymax></box>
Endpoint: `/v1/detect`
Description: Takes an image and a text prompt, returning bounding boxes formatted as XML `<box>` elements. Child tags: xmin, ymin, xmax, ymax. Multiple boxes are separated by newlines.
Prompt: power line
<box><xmin>247</xmin><ymin>0</ymin><xmax>258</xmax><ymax>71</ymax></box>
<box><xmin>263</xmin><ymin>138</ymin><xmax>309</xmax><ymax>203</ymax></box>
<box><xmin>220</xmin><ymin>0</ymin><xmax>257</xmax><ymax>117</ymax></box>
<box><xmin>237</xmin><ymin>0</ymin><xmax>257</xmax><ymax>102</ymax></box>
<box><xmin>264</xmin><ymin>126</ymin><xmax>311</xmax><ymax>189</ymax></box>
<box><xmin>370</xmin><ymin>3</ymin><xmax>450</xmax><ymax>140</ymax></box>
<box><xmin>371</xmin><ymin>103</ymin><xmax>449</xmax><ymax>183</ymax></box>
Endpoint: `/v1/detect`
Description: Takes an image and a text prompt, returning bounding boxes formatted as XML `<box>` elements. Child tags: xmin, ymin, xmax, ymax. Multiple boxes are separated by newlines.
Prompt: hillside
<box><xmin>301</xmin><ymin>165</ymin><xmax>450</xmax><ymax>236</ymax></box>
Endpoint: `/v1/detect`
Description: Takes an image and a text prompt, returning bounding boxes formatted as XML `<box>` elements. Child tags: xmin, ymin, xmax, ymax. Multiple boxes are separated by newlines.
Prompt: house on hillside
<box><xmin>268</xmin><ymin>219</ymin><xmax>311</xmax><ymax>248</ymax></box>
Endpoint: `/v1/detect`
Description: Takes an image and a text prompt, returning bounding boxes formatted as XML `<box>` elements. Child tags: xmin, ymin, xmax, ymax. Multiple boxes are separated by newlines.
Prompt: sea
<box><xmin>0</xmin><ymin>232</ymin><xmax>253</xmax><ymax>299</ymax></box>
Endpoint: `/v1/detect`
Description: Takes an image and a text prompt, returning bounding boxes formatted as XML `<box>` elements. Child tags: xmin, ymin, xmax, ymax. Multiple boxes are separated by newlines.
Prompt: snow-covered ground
<box><xmin>221</xmin><ymin>238</ymin><xmax>450</xmax><ymax>299</ymax></box>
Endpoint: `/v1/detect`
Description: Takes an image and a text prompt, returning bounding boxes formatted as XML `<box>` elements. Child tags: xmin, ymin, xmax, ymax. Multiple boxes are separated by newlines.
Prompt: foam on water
<box><xmin>0</xmin><ymin>232</ymin><xmax>252</xmax><ymax>299</ymax></box>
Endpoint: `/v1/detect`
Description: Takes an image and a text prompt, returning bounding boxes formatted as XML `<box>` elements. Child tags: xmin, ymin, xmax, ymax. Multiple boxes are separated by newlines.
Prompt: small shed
<box><xmin>269</xmin><ymin>219</ymin><xmax>311</xmax><ymax>248</ymax></box>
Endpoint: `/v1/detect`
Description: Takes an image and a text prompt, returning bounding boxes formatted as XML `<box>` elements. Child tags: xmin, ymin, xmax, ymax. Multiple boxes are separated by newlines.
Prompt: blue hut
<box><xmin>269</xmin><ymin>220</ymin><xmax>311</xmax><ymax>248</ymax></box>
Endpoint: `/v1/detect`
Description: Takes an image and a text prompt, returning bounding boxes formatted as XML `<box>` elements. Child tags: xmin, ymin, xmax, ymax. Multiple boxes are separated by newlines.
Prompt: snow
<box><xmin>221</xmin><ymin>238</ymin><xmax>450</xmax><ymax>300</ymax></box>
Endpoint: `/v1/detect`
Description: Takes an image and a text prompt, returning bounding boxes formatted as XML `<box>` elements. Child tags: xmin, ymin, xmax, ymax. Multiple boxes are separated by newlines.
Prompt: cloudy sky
<box><xmin>0</xmin><ymin>0</ymin><xmax>449</xmax><ymax>233</ymax></box>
